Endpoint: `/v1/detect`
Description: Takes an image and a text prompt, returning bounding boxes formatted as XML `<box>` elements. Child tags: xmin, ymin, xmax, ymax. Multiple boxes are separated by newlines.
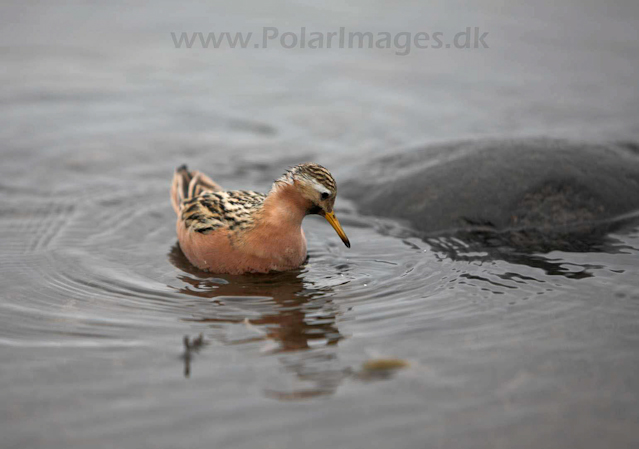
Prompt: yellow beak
<box><xmin>322</xmin><ymin>211</ymin><xmax>350</xmax><ymax>248</ymax></box>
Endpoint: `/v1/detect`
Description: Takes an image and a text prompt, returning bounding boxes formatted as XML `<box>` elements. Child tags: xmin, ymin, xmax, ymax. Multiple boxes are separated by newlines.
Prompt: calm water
<box><xmin>2</xmin><ymin>1</ymin><xmax>639</xmax><ymax>448</ymax></box>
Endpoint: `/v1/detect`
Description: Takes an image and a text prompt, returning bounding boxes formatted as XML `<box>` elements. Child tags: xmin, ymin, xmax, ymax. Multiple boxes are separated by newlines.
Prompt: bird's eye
<box><xmin>321</xmin><ymin>192</ymin><xmax>329</xmax><ymax>200</ymax></box>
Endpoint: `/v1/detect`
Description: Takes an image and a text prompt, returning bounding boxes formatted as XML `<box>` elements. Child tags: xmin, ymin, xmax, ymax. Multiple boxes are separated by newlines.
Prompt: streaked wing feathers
<box><xmin>180</xmin><ymin>190</ymin><xmax>266</xmax><ymax>234</ymax></box>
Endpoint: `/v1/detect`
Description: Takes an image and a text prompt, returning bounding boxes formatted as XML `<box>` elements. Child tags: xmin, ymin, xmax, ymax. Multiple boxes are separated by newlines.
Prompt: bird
<box><xmin>170</xmin><ymin>163</ymin><xmax>350</xmax><ymax>274</ymax></box>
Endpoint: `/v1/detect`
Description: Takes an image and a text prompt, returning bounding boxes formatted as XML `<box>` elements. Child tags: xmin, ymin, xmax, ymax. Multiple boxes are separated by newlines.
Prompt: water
<box><xmin>2</xmin><ymin>1</ymin><xmax>639</xmax><ymax>448</ymax></box>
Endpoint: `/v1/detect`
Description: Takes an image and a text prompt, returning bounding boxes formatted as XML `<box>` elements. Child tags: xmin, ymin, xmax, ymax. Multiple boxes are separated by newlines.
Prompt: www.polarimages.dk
<box><xmin>171</xmin><ymin>27</ymin><xmax>489</xmax><ymax>55</ymax></box>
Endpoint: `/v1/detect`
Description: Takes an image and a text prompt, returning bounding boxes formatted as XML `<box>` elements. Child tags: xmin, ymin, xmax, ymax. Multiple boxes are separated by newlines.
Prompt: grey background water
<box><xmin>1</xmin><ymin>0</ymin><xmax>639</xmax><ymax>448</ymax></box>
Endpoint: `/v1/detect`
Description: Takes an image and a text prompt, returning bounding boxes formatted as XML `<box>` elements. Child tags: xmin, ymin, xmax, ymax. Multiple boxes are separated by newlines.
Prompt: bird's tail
<box><xmin>171</xmin><ymin>164</ymin><xmax>223</xmax><ymax>214</ymax></box>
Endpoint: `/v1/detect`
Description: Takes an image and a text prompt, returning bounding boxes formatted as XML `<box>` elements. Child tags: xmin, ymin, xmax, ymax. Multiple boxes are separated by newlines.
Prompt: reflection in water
<box><xmin>168</xmin><ymin>244</ymin><xmax>346</xmax><ymax>397</ymax></box>
<box><xmin>375</xmin><ymin>215</ymin><xmax>625</xmax><ymax>279</ymax></box>
<box><xmin>423</xmin><ymin>234</ymin><xmax>625</xmax><ymax>279</ymax></box>
<box><xmin>181</xmin><ymin>334</ymin><xmax>206</xmax><ymax>378</ymax></box>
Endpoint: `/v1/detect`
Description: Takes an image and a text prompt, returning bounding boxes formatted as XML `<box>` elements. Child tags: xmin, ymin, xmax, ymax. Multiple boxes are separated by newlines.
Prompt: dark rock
<box><xmin>342</xmin><ymin>138</ymin><xmax>639</xmax><ymax>252</ymax></box>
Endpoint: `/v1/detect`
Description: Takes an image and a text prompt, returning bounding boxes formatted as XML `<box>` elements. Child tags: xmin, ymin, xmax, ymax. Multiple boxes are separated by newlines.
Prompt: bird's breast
<box><xmin>176</xmin><ymin>219</ymin><xmax>307</xmax><ymax>274</ymax></box>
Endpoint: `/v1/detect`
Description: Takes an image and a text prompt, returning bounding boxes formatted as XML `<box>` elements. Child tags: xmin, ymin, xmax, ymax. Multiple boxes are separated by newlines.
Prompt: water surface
<box><xmin>2</xmin><ymin>1</ymin><xmax>639</xmax><ymax>448</ymax></box>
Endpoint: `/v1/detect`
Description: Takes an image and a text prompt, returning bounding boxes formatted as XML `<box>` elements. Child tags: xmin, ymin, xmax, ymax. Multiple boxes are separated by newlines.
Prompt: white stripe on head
<box><xmin>307</xmin><ymin>177</ymin><xmax>331</xmax><ymax>196</ymax></box>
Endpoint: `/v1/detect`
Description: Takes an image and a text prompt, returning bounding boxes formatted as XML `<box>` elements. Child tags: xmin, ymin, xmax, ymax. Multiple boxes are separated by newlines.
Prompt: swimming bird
<box><xmin>170</xmin><ymin>163</ymin><xmax>350</xmax><ymax>274</ymax></box>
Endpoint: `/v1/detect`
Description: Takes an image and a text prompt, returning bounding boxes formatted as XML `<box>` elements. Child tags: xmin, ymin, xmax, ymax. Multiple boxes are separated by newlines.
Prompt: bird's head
<box><xmin>274</xmin><ymin>163</ymin><xmax>350</xmax><ymax>248</ymax></box>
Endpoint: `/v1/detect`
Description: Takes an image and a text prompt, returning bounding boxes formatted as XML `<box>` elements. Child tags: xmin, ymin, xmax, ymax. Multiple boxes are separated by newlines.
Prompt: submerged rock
<box><xmin>342</xmin><ymin>138</ymin><xmax>639</xmax><ymax>252</ymax></box>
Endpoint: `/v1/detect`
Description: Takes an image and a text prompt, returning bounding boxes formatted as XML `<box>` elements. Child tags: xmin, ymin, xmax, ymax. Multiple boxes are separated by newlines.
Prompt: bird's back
<box><xmin>170</xmin><ymin>165</ymin><xmax>223</xmax><ymax>214</ymax></box>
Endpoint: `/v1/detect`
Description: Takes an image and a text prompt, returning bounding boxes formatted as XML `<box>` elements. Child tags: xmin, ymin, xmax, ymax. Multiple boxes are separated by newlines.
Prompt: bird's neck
<box><xmin>241</xmin><ymin>183</ymin><xmax>309</xmax><ymax>265</ymax></box>
<box><xmin>262</xmin><ymin>182</ymin><xmax>311</xmax><ymax>228</ymax></box>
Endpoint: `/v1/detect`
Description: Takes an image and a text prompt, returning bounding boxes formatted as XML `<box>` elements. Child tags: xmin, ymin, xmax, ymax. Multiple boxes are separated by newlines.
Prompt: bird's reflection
<box><xmin>168</xmin><ymin>243</ymin><xmax>346</xmax><ymax>397</ymax></box>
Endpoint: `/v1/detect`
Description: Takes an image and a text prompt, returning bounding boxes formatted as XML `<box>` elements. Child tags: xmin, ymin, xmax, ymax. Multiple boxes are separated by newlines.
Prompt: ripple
<box><xmin>1</xmin><ymin>152</ymin><xmax>639</xmax><ymax>449</ymax></box>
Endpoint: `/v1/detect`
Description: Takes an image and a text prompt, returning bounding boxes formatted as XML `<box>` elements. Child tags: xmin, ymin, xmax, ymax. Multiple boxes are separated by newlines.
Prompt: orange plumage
<box><xmin>170</xmin><ymin>163</ymin><xmax>350</xmax><ymax>274</ymax></box>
